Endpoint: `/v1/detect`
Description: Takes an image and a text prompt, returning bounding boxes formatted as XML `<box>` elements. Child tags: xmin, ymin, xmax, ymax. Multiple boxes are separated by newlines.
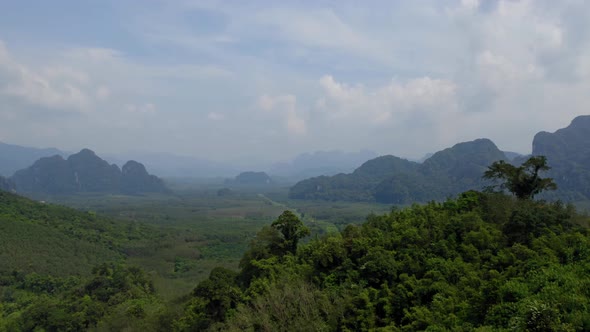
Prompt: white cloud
<box><xmin>257</xmin><ymin>93</ymin><xmax>306</xmax><ymax>135</ymax></box>
<box><xmin>0</xmin><ymin>40</ymin><xmax>91</xmax><ymax>112</ymax></box>
<box><xmin>3</xmin><ymin>1</ymin><xmax>590</xmax><ymax>161</ymax></box>
<box><xmin>317</xmin><ymin>75</ymin><xmax>457</xmax><ymax>125</ymax></box>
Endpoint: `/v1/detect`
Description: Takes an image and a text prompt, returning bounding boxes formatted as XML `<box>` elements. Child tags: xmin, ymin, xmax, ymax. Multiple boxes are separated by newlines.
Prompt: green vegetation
<box><xmin>484</xmin><ymin>156</ymin><xmax>557</xmax><ymax>199</ymax></box>
<box><xmin>177</xmin><ymin>191</ymin><xmax>590</xmax><ymax>331</ymax></box>
<box><xmin>2</xmin><ymin>153</ymin><xmax>590</xmax><ymax>330</ymax></box>
<box><xmin>0</xmin><ymin>191</ymin><xmax>155</xmax><ymax>276</ymax></box>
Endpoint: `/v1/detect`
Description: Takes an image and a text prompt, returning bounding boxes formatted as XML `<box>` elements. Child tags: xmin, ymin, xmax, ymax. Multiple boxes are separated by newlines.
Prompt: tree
<box><xmin>271</xmin><ymin>210</ymin><xmax>310</xmax><ymax>254</ymax></box>
<box><xmin>483</xmin><ymin>156</ymin><xmax>557</xmax><ymax>199</ymax></box>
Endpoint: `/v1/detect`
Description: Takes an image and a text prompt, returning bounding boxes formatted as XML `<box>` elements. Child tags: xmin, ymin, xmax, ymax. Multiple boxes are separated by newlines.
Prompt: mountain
<box><xmin>0</xmin><ymin>141</ymin><xmax>65</xmax><ymax>177</ymax></box>
<box><xmin>121</xmin><ymin>160</ymin><xmax>167</xmax><ymax>193</ymax></box>
<box><xmin>290</xmin><ymin>139</ymin><xmax>507</xmax><ymax>204</ymax></box>
<box><xmin>0</xmin><ymin>176</ymin><xmax>15</xmax><ymax>192</ymax></box>
<box><xmin>269</xmin><ymin>149</ymin><xmax>378</xmax><ymax>179</ymax></box>
<box><xmin>226</xmin><ymin>171</ymin><xmax>274</xmax><ymax>186</ymax></box>
<box><xmin>290</xmin><ymin>155</ymin><xmax>420</xmax><ymax>201</ymax></box>
<box><xmin>502</xmin><ymin>151</ymin><xmax>523</xmax><ymax>161</ymax></box>
<box><xmin>11</xmin><ymin>149</ymin><xmax>168</xmax><ymax>195</ymax></box>
<box><xmin>532</xmin><ymin>115</ymin><xmax>590</xmax><ymax>200</ymax></box>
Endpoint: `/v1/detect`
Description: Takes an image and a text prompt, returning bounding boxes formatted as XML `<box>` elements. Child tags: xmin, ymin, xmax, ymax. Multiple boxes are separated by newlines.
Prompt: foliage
<box><xmin>271</xmin><ymin>210</ymin><xmax>311</xmax><ymax>254</ymax></box>
<box><xmin>177</xmin><ymin>191</ymin><xmax>590</xmax><ymax>331</ymax></box>
<box><xmin>484</xmin><ymin>156</ymin><xmax>557</xmax><ymax>199</ymax></box>
<box><xmin>4</xmin><ymin>183</ymin><xmax>590</xmax><ymax>331</ymax></box>
<box><xmin>0</xmin><ymin>264</ymin><xmax>162</xmax><ymax>332</ymax></box>
<box><xmin>0</xmin><ymin>191</ymin><xmax>157</xmax><ymax>276</ymax></box>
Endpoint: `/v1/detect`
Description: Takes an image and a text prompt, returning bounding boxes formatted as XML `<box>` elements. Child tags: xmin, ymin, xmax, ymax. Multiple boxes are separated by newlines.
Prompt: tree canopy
<box><xmin>483</xmin><ymin>155</ymin><xmax>557</xmax><ymax>199</ymax></box>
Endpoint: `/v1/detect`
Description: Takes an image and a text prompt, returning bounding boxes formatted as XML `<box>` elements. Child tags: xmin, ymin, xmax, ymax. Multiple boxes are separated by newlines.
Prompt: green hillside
<box><xmin>177</xmin><ymin>192</ymin><xmax>590</xmax><ymax>331</ymax></box>
<box><xmin>0</xmin><ymin>191</ymin><xmax>153</xmax><ymax>276</ymax></box>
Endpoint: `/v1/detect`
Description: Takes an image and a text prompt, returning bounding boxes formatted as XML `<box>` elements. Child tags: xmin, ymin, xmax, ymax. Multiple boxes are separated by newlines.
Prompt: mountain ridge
<box><xmin>290</xmin><ymin>116</ymin><xmax>590</xmax><ymax>204</ymax></box>
<box><xmin>0</xmin><ymin>141</ymin><xmax>65</xmax><ymax>177</ymax></box>
<box><xmin>290</xmin><ymin>138</ymin><xmax>508</xmax><ymax>204</ymax></box>
<box><xmin>11</xmin><ymin>149</ymin><xmax>168</xmax><ymax>195</ymax></box>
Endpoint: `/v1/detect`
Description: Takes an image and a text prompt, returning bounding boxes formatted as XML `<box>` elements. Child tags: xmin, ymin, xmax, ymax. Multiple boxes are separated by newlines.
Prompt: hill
<box><xmin>0</xmin><ymin>191</ymin><xmax>166</xmax><ymax>331</ymax></box>
<box><xmin>177</xmin><ymin>192</ymin><xmax>590</xmax><ymax>331</ymax></box>
<box><xmin>0</xmin><ymin>141</ymin><xmax>65</xmax><ymax>177</ymax></box>
<box><xmin>0</xmin><ymin>191</ymin><xmax>154</xmax><ymax>275</ymax></box>
<box><xmin>226</xmin><ymin>171</ymin><xmax>274</xmax><ymax>186</ymax></box>
<box><xmin>290</xmin><ymin>138</ymin><xmax>506</xmax><ymax>204</ymax></box>
<box><xmin>533</xmin><ymin>115</ymin><xmax>590</xmax><ymax>200</ymax></box>
<box><xmin>269</xmin><ymin>149</ymin><xmax>378</xmax><ymax>180</ymax></box>
<box><xmin>290</xmin><ymin>155</ymin><xmax>420</xmax><ymax>201</ymax></box>
<box><xmin>11</xmin><ymin>149</ymin><xmax>168</xmax><ymax>195</ymax></box>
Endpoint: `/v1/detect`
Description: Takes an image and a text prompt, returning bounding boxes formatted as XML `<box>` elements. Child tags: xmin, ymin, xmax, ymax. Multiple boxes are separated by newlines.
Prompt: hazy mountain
<box><xmin>104</xmin><ymin>152</ymin><xmax>239</xmax><ymax>178</ymax></box>
<box><xmin>0</xmin><ymin>176</ymin><xmax>15</xmax><ymax>192</ymax></box>
<box><xmin>532</xmin><ymin>115</ymin><xmax>590</xmax><ymax>200</ymax></box>
<box><xmin>121</xmin><ymin>160</ymin><xmax>167</xmax><ymax>193</ymax></box>
<box><xmin>502</xmin><ymin>151</ymin><xmax>524</xmax><ymax>161</ymax></box>
<box><xmin>11</xmin><ymin>149</ymin><xmax>167</xmax><ymax>195</ymax></box>
<box><xmin>269</xmin><ymin>149</ymin><xmax>378</xmax><ymax>179</ymax></box>
<box><xmin>289</xmin><ymin>155</ymin><xmax>419</xmax><ymax>201</ymax></box>
<box><xmin>416</xmin><ymin>152</ymin><xmax>434</xmax><ymax>163</ymax></box>
<box><xmin>226</xmin><ymin>171</ymin><xmax>273</xmax><ymax>186</ymax></box>
<box><xmin>290</xmin><ymin>139</ymin><xmax>507</xmax><ymax>204</ymax></box>
<box><xmin>0</xmin><ymin>141</ymin><xmax>65</xmax><ymax>177</ymax></box>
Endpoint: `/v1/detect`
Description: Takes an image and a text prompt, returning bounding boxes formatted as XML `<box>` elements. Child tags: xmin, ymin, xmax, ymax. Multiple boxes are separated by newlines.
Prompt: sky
<box><xmin>1</xmin><ymin>0</ymin><xmax>590</xmax><ymax>163</ymax></box>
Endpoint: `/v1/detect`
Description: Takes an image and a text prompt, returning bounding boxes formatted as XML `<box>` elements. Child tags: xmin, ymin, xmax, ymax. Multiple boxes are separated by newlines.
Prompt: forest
<box><xmin>1</xmin><ymin>169</ymin><xmax>590</xmax><ymax>330</ymax></box>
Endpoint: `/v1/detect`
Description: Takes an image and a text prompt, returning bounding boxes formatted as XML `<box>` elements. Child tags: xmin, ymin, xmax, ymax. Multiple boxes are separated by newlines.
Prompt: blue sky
<box><xmin>1</xmin><ymin>0</ymin><xmax>589</xmax><ymax>162</ymax></box>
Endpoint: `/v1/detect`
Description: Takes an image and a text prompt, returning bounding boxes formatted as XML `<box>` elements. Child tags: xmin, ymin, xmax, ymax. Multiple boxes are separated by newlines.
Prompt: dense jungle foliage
<box><xmin>2</xmin><ymin>189</ymin><xmax>590</xmax><ymax>331</ymax></box>
<box><xmin>176</xmin><ymin>191</ymin><xmax>590</xmax><ymax>331</ymax></box>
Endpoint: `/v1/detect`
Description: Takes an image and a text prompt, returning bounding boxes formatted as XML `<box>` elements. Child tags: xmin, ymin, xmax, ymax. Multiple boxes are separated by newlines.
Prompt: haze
<box><xmin>1</xmin><ymin>0</ymin><xmax>589</xmax><ymax>164</ymax></box>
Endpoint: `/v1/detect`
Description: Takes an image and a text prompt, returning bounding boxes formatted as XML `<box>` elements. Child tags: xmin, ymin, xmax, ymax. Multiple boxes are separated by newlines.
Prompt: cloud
<box><xmin>0</xmin><ymin>40</ymin><xmax>91</xmax><ymax>112</ymax></box>
<box><xmin>2</xmin><ymin>0</ymin><xmax>590</xmax><ymax>162</ymax></box>
<box><xmin>316</xmin><ymin>75</ymin><xmax>457</xmax><ymax>125</ymax></box>
<box><xmin>257</xmin><ymin>94</ymin><xmax>306</xmax><ymax>135</ymax></box>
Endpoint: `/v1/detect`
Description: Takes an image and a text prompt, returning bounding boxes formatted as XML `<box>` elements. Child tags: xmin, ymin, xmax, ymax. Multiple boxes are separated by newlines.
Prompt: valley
<box><xmin>29</xmin><ymin>185</ymin><xmax>390</xmax><ymax>300</ymax></box>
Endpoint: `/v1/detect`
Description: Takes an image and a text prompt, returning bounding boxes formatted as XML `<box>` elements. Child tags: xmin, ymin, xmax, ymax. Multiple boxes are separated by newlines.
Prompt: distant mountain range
<box><xmin>225</xmin><ymin>171</ymin><xmax>274</xmax><ymax>186</ymax></box>
<box><xmin>0</xmin><ymin>142</ymin><xmax>66</xmax><ymax>177</ymax></box>
<box><xmin>11</xmin><ymin>149</ymin><xmax>168</xmax><ymax>195</ymax></box>
<box><xmin>290</xmin><ymin>115</ymin><xmax>590</xmax><ymax>204</ymax></box>
<box><xmin>269</xmin><ymin>150</ymin><xmax>378</xmax><ymax>180</ymax></box>
<box><xmin>290</xmin><ymin>139</ymin><xmax>504</xmax><ymax>204</ymax></box>
<box><xmin>0</xmin><ymin>140</ymin><xmax>378</xmax><ymax>180</ymax></box>
<box><xmin>0</xmin><ymin>176</ymin><xmax>15</xmax><ymax>192</ymax></box>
